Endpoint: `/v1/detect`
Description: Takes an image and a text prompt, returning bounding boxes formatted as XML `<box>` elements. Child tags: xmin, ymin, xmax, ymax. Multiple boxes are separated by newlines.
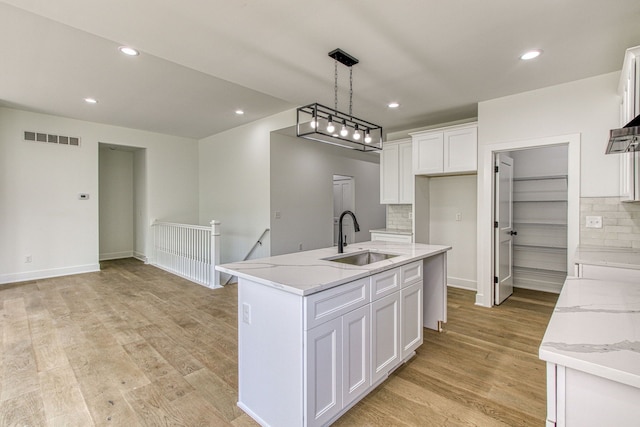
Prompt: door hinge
<box><xmin>494</xmin><ymin>165</ymin><xmax>499</xmax><ymax>173</ymax></box>
<box><xmin>494</xmin><ymin>276</ymin><xmax>498</xmax><ymax>284</ymax></box>
<box><xmin>494</xmin><ymin>221</ymin><xmax>498</xmax><ymax>228</ymax></box>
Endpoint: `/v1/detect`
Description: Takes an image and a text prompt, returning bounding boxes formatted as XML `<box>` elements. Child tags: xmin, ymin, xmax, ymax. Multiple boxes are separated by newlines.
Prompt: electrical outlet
<box><xmin>25</xmin><ymin>255</ymin><xmax>32</xmax><ymax>263</ymax></box>
<box><xmin>274</xmin><ymin>211</ymin><xmax>281</xmax><ymax>219</ymax></box>
<box><xmin>455</xmin><ymin>213</ymin><xmax>462</xmax><ymax>221</ymax></box>
<box><xmin>242</xmin><ymin>303</ymin><xmax>251</xmax><ymax>324</ymax></box>
<box><xmin>585</xmin><ymin>215</ymin><xmax>603</xmax><ymax>229</ymax></box>
<box><xmin>299</xmin><ymin>243</ymin><xmax>303</xmax><ymax>251</ymax></box>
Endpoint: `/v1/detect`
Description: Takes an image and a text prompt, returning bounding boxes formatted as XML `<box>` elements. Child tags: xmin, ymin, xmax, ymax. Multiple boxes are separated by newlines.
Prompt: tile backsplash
<box><xmin>386</xmin><ymin>204</ymin><xmax>412</xmax><ymax>230</ymax></box>
<box><xmin>581</xmin><ymin>197</ymin><xmax>640</xmax><ymax>248</ymax></box>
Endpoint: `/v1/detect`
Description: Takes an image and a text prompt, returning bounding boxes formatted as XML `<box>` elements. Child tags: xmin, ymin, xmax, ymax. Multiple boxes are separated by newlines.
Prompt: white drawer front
<box><xmin>370</xmin><ymin>268</ymin><xmax>400</xmax><ymax>301</ymax></box>
<box><xmin>305</xmin><ymin>278</ymin><xmax>370</xmax><ymax>330</ymax></box>
<box><xmin>401</xmin><ymin>261</ymin><xmax>423</xmax><ymax>287</ymax></box>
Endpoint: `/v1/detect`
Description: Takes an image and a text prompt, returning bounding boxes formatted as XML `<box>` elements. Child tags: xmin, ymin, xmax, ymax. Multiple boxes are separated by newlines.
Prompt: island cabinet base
<box><xmin>236</xmin><ymin>254</ymin><xmax>447</xmax><ymax>427</ymax></box>
<box><xmin>546</xmin><ymin>363</ymin><xmax>640</xmax><ymax>427</ymax></box>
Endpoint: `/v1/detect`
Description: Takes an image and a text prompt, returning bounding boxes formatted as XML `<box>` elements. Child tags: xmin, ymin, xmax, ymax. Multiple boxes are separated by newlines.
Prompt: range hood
<box><xmin>606</xmin><ymin>114</ymin><xmax>640</xmax><ymax>154</ymax></box>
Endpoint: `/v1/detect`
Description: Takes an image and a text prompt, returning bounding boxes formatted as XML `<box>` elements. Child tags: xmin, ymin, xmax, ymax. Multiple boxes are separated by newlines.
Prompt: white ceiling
<box><xmin>1</xmin><ymin>0</ymin><xmax>640</xmax><ymax>139</ymax></box>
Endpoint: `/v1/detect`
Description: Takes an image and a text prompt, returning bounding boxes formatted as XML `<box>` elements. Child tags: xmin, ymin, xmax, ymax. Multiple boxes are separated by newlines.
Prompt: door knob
<box><xmin>509</xmin><ymin>230</ymin><xmax>518</xmax><ymax>236</ymax></box>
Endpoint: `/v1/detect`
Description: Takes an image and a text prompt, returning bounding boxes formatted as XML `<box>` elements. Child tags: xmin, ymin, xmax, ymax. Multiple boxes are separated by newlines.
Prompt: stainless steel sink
<box><xmin>324</xmin><ymin>250</ymin><xmax>399</xmax><ymax>266</ymax></box>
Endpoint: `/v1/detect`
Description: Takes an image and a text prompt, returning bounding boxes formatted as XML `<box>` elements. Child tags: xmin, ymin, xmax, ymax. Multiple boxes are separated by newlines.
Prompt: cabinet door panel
<box><xmin>371</xmin><ymin>293</ymin><xmax>400</xmax><ymax>384</ymax></box>
<box><xmin>380</xmin><ymin>144</ymin><xmax>400</xmax><ymax>204</ymax></box>
<box><xmin>342</xmin><ymin>306</ymin><xmax>370</xmax><ymax>407</ymax></box>
<box><xmin>305</xmin><ymin>318</ymin><xmax>343</xmax><ymax>427</ymax></box>
<box><xmin>413</xmin><ymin>133</ymin><xmax>443</xmax><ymax>174</ymax></box>
<box><xmin>398</xmin><ymin>142</ymin><xmax>414</xmax><ymax>203</ymax></box>
<box><xmin>401</xmin><ymin>282</ymin><xmax>423</xmax><ymax>358</ymax></box>
<box><xmin>444</xmin><ymin>127</ymin><xmax>477</xmax><ymax>173</ymax></box>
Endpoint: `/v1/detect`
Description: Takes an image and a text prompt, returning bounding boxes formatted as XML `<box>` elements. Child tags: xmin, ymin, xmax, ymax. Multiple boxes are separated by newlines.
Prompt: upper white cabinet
<box><xmin>411</xmin><ymin>122</ymin><xmax>478</xmax><ymax>176</ymax></box>
<box><xmin>380</xmin><ymin>139</ymin><xmax>413</xmax><ymax>204</ymax></box>
<box><xmin>619</xmin><ymin>46</ymin><xmax>640</xmax><ymax>202</ymax></box>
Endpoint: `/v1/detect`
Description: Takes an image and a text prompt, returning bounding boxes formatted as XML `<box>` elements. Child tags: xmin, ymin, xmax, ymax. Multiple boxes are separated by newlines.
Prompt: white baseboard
<box><xmin>133</xmin><ymin>251</ymin><xmax>147</xmax><ymax>263</ymax></box>
<box><xmin>447</xmin><ymin>276</ymin><xmax>477</xmax><ymax>291</ymax></box>
<box><xmin>0</xmin><ymin>263</ymin><xmax>100</xmax><ymax>285</ymax></box>
<box><xmin>99</xmin><ymin>251</ymin><xmax>133</xmax><ymax>261</ymax></box>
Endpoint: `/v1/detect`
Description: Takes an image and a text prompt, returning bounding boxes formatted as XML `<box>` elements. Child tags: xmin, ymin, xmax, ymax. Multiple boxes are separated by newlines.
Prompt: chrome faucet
<box><xmin>338</xmin><ymin>210</ymin><xmax>360</xmax><ymax>253</ymax></box>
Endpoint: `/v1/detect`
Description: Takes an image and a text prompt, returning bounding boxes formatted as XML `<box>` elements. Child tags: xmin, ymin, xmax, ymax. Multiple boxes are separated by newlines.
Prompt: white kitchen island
<box><xmin>539</xmin><ymin>277</ymin><xmax>640</xmax><ymax>427</ymax></box>
<box><xmin>216</xmin><ymin>241</ymin><xmax>450</xmax><ymax>427</ymax></box>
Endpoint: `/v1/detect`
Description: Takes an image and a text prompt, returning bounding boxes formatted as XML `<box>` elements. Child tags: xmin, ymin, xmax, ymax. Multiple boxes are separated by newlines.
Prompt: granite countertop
<box><xmin>575</xmin><ymin>245</ymin><xmax>640</xmax><ymax>270</ymax></box>
<box><xmin>539</xmin><ymin>277</ymin><xmax>640</xmax><ymax>389</ymax></box>
<box><xmin>216</xmin><ymin>241</ymin><xmax>450</xmax><ymax>296</ymax></box>
<box><xmin>369</xmin><ymin>228</ymin><xmax>413</xmax><ymax>235</ymax></box>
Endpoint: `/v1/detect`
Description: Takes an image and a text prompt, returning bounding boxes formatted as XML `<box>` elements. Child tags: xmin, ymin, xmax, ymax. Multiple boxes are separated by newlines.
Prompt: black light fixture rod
<box><xmin>328</xmin><ymin>48</ymin><xmax>359</xmax><ymax>67</ymax></box>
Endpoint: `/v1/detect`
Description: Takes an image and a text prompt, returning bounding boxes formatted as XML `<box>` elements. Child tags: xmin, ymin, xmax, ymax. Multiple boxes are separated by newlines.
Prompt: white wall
<box><xmin>510</xmin><ymin>145</ymin><xmax>568</xmax><ymax>178</ymax></box>
<box><xmin>479</xmin><ymin>72</ymin><xmax>620</xmax><ymax>196</ymax></box>
<box><xmin>429</xmin><ymin>175</ymin><xmax>477</xmax><ymax>290</ymax></box>
<box><xmin>99</xmin><ymin>146</ymin><xmax>134</xmax><ymax>260</ymax></box>
<box><xmin>0</xmin><ymin>107</ymin><xmax>199</xmax><ymax>284</ymax></box>
<box><xmin>475</xmin><ymin>72</ymin><xmax>620</xmax><ymax>306</ymax></box>
<box><xmin>198</xmin><ymin>109</ymin><xmax>295</xmax><ymax>264</ymax></box>
<box><xmin>270</xmin><ymin>132</ymin><xmax>385</xmax><ymax>256</ymax></box>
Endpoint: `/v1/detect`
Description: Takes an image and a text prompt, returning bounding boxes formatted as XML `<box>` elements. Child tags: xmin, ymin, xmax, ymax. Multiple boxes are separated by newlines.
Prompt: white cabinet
<box><xmin>400</xmin><ymin>281</ymin><xmax>423</xmax><ymax>359</ymax></box>
<box><xmin>618</xmin><ymin>45</ymin><xmax>640</xmax><ymax>202</ymax></box>
<box><xmin>380</xmin><ymin>139</ymin><xmax>413</xmax><ymax>204</ymax></box>
<box><xmin>306</xmin><ymin>317</ymin><xmax>343</xmax><ymax>426</ymax></box>
<box><xmin>342</xmin><ymin>306</ymin><xmax>370</xmax><ymax>407</ymax></box>
<box><xmin>370</xmin><ymin>292</ymin><xmax>401</xmax><ymax>385</ymax></box>
<box><xmin>411</xmin><ymin>123</ymin><xmax>478</xmax><ymax>175</ymax></box>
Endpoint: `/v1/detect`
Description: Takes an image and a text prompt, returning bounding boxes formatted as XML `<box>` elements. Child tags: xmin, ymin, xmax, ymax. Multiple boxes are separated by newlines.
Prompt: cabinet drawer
<box><xmin>400</xmin><ymin>261</ymin><xmax>422</xmax><ymax>287</ymax></box>
<box><xmin>370</xmin><ymin>268</ymin><xmax>400</xmax><ymax>301</ymax></box>
<box><xmin>304</xmin><ymin>278</ymin><xmax>370</xmax><ymax>330</ymax></box>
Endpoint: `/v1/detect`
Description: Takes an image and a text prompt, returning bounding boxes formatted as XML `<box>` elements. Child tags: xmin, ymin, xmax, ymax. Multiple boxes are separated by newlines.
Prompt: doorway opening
<box><xmin>477</xmin><ymin>134</ymin><xmax>580</xmax><ymax>308</ymax></box>
<box><xmin>98</xmin><ymin>143</ymin><xmax>147</xmax><ymax>262</ymax></box>
<box><xmin>494</xmin><ymin>145</ymin><xmax>569</xmax><ymax>304</ymax></box>
<box><xmin>333</xmin><ymin>175</ymin><xmax>355</xmax><ymax>246</ymax></box>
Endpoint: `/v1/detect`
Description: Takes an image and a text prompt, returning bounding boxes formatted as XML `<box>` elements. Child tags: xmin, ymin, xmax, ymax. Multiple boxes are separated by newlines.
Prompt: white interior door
<box><xmin>494</xmin><ymin>154</ymin><xmax>514</xmax><ymax>305</ymax></box>
<box><xmin>333</xmin><ymin>176</ymin><xmax>354</xmax><ymax>246</ymax></box>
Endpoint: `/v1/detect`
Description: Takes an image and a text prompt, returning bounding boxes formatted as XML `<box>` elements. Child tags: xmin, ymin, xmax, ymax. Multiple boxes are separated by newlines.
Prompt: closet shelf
<box><xmin>513</xmin><ymin>175</ymin><xmax>568</xmax><ymax>181</ymax></box>
<box><xmin>514</xmin><ymin>243</ymin><xmax>567</xmax><ymax>250</ymax></box>
<box><xmin>514</xmin><ymin>266</ymin><xmax>568</xmax><ymax>277</ymax></box>
<box><xmin>513</xmin><ymin>220</ymin><xmax>567</xmax><ymax>226</ymax></box>
<box><xmin>513</xmin><ymin>199</ymin><xmax>567</xmax><ymax>202</ymax></box>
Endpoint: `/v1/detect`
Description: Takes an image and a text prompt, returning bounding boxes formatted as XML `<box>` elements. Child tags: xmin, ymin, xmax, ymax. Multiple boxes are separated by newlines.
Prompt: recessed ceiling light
<box><xmin>84</xmin><ymin>98</ymin><xmax>98</xmax><ymax>104</ymax></box>
<box><xmin>388</xmin><ymin>102</ymin><xmax>400</xmax><ymax>109</ymax></box>
<box><xmin>520</xmin><ymin>49</ymin><xmax>542</xmax><ymax>60</ymax></box>
<box><xmin>118</xmin><ymin>46</ymin><xmax>140</xmax><ymax>56</ymax></box>
<box><xmin>235</xmin><ymin>110</ymin><xmax>244</xmax><ymax>115</ymax></box>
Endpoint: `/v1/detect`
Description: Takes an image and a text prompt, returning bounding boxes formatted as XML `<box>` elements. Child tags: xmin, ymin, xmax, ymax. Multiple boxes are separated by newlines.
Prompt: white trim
<box><xmin>0</xmin><ymin>263</ymin><xmax>101</xmax><ymax>285</ymax></box>
<box><xmin>476</xmin><ymin>134</ymin><xmax>580</xmax><ymax>307</ymax></box>
<box><xmin>133</xmin><ymin>251</ymin><xmax>148</xmax><ymax>263</ymax></box>
<box><xmin>447</xmin><ymin>277</ymin><xmax>477</xmax><ymax>291</ymax></box>
<box><xmin>99</xmin><ymin>251</ymin><xmax>133</xmax><ymax>261</ymax></box>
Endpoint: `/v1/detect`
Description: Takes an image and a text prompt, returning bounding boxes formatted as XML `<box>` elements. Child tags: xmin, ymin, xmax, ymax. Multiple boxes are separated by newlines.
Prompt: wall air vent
<box><xmin>24</xmin><ymin>131</ymin><xmax>81</xmax><ymax>147</ymax></box>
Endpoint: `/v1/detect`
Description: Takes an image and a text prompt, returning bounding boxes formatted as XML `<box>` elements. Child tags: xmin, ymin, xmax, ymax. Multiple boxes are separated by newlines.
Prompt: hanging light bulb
<box><xmin>364</xmin><ymin>129</ymin><xmax>372</xmax><ymax>144</ymax></box>
<box><xmin>353</xmin><ymin>125</ymin><xmax>361</xmax><ymax>141</ymax></box>
<box><xmin>340</xmin><ymin>121</ymin><xmax>349</xmax><ymax>137</ymax></box>
<box><xmin>310</xmin><ymin>117</ymin><xmax>317</xmax><ymax>129</ymax></box>
<box><xmin>326</xmin><ymin>116</ymin><xmax>335</xmax><ymax>133</ymax></box>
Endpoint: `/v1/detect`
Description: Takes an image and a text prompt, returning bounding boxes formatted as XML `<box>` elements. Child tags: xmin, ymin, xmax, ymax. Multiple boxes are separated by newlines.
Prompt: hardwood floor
<box><xmin>0</xmin><ymin>259</ymin><xmax>557</xmax><ymax>426</ymax></box>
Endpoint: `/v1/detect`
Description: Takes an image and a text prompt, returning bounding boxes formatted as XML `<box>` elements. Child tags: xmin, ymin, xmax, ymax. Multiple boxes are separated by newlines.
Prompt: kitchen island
<box><xmin>216</xmin><ymin>241</ymin><xmax>450</xmax><ymax>427</ymax></box>
<box><xmin>539</xmin><ymin>277</ymin><xmax>640</xmax><ymax>426</ymax></box>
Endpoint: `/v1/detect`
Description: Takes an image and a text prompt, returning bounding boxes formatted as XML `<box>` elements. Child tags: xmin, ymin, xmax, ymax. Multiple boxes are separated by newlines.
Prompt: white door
<box><xmin>400</xmin><ymin>282</ymin><xmax>423</xmax><ymax>358</ymax></box>
<box><xmin>494</xmin><ymin>154</ymin><xmax>515</xmax><ymax>305</ymax></box>
<box><xmin>333</xmin><ymin>176</ymin><xmax>355</xmax><ymax>246</ymax></box>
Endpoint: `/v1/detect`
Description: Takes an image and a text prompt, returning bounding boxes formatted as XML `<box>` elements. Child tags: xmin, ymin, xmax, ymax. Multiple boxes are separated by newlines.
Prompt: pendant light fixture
<box><xmin>296</xmin><ymin>49</ymin><xmax>383</xmax><ymax>152</ymax></box>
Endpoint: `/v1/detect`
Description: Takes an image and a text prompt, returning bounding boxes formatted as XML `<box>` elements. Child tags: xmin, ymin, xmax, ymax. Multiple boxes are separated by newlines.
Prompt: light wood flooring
<box><xmin>0</xmin><ymin>258</ymin><xmax>557</xmax><ymax>426</ymax></box>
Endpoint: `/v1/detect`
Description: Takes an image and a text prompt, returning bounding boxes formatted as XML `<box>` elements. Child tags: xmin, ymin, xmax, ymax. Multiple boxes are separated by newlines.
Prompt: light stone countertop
<box><xmin>575</xmin><ymin>245</ymin><xmax>640</xmax><ymax>270</ymax></box>
<box><xmin>216</xmin><ymin>241</ymin><xmax>450</xmax><ymax>296</ymax></box>
<box><xmin>369</xmin><ymin>228</ymin><xmax>413</xmax><ymax>235</ymax></box>
<box><xmin>539</xmin><ymin>277</ymin><xmax>640</xmax><ymax>389</ymax></box>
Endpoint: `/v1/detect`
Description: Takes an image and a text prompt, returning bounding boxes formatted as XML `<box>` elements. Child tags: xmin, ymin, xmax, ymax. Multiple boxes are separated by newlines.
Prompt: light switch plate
<box><xmin>585</xmin><ymin>215</ymin><xmax>602</xmax><ymax>229</ymax></box>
